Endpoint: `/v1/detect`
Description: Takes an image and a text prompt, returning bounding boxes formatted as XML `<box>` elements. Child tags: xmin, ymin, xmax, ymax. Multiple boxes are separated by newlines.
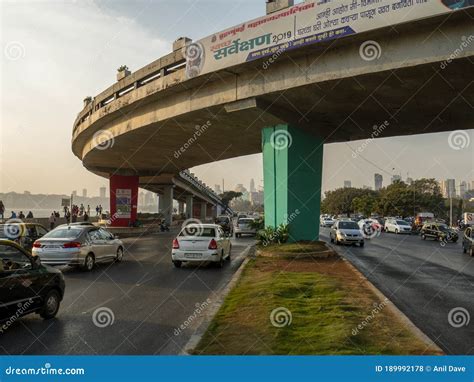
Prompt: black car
<box><xmin>462</xmin><ymin>227</ymin><xmax>473</xmax><ymax>256</ymax></box>
<box><xmin>215</xmin><ymin>215</ymin><xmax>233</xmax><ymax>235</ymax></box>
<box><xmin>0</xmin><ymin>240</ymin><xmax>65</xmax><ymax>325</ymax></box>
<box><xmin>0</xmin><ymin>222</ymin><xmax>48</xmax><ymax>252</ymax></box>
<box><xmin>420</xmin><ymin>223</ymin><xmax>458</xmax><ymax>243</ymax></box>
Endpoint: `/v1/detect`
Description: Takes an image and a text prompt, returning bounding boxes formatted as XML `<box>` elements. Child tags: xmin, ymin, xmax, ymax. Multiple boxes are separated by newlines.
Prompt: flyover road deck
<box><xmin>0</xmin><ymin>231</ymin><xmax>254</xmax><ymax>355</ymax></box>
<box><xmin>320</xmin><ymin>227</ymin><xmax>474</xmax><ymax>355</ymax></box>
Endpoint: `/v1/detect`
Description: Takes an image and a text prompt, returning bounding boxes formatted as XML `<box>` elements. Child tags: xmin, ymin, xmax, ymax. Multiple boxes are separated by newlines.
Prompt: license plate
<box><xmin>185</xmin><ymin>253</ymin><xmax>202</xmax><ymax>259</ymax></box>
<box><xmin>45</xmin><ymin>245</ymin><xmax>61</xmax><ymax>250</ymax></box>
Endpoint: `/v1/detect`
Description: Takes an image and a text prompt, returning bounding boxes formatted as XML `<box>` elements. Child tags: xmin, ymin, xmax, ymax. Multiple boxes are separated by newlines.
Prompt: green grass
<box><xmin>193</xmin><ymin>257</ymin><xmax>440</xmax><ymax>355</ymax></box>
<box><xmin>260</xmin><ymin>241</ymin><xmax>329</xmax><ymax>254</ymax></box>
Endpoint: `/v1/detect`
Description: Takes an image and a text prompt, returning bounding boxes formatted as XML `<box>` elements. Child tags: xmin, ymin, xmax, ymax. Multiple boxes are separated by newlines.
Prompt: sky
<box><xmin>1</xmin><ymin>0</ymin><xmax>473</xmax><ymax>197</ymax></box>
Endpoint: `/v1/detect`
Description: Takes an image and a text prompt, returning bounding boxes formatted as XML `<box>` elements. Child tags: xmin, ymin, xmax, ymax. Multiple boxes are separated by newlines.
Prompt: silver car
<box><xmin>32</xmin><ymin>225</ymin><xmax>124</xmax><ymax>271</ymax></box>
<box><xmin>235</xmin><ymin>218</ymin><xmax>256</xmax><ymax>238</ymax></box>
<box><xmin>330</xmin><ymin>220</ymin><xmax>364</xmax><ymax>247</ymax></box>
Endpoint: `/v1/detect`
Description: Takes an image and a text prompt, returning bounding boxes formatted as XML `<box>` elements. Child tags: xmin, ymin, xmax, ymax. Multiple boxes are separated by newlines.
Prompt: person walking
<box><xmin>49</xmin><ymin>213</ymin><xmax>56</xmax><ymax>230</ymax></box>
<box><xmin>0</xmin><ymin>200</ymin><xmax>5</xmax><ymax>220</ymax></box>
<box><xmin>95</xmin><ymin>205</ymin><xmax>99</xmax><ymax>216</ymax></box>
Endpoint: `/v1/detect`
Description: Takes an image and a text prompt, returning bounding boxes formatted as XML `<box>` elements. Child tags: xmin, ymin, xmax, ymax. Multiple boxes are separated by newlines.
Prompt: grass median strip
<box><xmin>192</xmin><ymin>246</ymin><xmax>441</xmax><ymax>355</ymax></box>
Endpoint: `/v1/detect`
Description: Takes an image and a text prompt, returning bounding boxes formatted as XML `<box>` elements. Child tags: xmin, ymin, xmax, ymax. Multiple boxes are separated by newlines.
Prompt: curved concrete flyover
<box><xmin>72</xmin><ymin>8</ymin><xmax>474</xmax><ymax>237</ymax></box>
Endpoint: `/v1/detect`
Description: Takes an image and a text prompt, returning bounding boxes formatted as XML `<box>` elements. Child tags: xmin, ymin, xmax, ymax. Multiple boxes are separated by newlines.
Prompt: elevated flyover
<box><xmin>72</xmin><ymin>0</ymin><xmax>474</xmax><ymax>237</ymax></box>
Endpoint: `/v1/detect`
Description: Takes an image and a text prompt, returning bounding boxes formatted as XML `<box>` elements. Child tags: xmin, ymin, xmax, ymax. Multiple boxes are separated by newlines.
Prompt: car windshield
<box><xmin>438</xmin><ymin>225</ymin><xmax>449</xmax><ymax>232</ymax></box>
<box><xmin>238</xmin><ymin>219</ymin><xmax>253</xmax><ymax>224</ymax></box>
<box><xmin>43</xmin><ymin>228</ymin><xmax>82</xmax><ymax>239</ymax></box>
<box><xmin>180</xmin><ymin>226</ymin><xmax>216</xmax><ymax>237</ymax></box>
<box><xmin>396</xmin><ymin>220</ymin><xmax>409</xmax><ymax>226</ymax></box>
<box><xmin>339</xmin><ymin>222</ymin><xmax>359</xmax><ymax>230</ymax></box>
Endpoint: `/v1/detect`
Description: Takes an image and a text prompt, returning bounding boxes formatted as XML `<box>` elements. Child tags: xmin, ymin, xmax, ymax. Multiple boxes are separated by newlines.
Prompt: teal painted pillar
<box><xmin>262</xmin><ymin>125</ymin><xmax>324</xmax><ymax>242</ymax></box>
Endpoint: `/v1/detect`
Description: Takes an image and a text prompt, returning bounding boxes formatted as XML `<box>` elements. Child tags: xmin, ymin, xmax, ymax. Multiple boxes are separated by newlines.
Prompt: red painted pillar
<box><xmin>109</xmin><ymin>174</ymin><xmax>139</xmax><ymax>227</ymax></box>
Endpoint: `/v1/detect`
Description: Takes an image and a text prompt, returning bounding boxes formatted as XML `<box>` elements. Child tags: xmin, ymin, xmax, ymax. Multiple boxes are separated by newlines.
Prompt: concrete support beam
<box><xmin>161</xmin><ymin>186</ymin><xmax>174</xmax><ymax>225</ymax></box>
<box><xmin>185</xmin><ymin>195</ymin><xmax>193</xmax><ymax>219</ymax></box>
<box><xmin>200</xmin><ymin>202</ymin><xmax>207</xmax><ymax>222</ymax></box>
<box><xmin>178</xmin><ymin>201</ymin><xmax>184</xmax><ymax>215</ymax></box>
<box><xmin>262</xmin><ymin>125</ymin><xmax>323</xmax><ymax>241</ymax></box>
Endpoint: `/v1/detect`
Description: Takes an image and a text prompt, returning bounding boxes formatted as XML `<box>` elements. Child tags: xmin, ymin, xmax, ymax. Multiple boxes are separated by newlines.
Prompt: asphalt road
<box><xmin>0</xmin><ymin>231</ymin><xmax>254</xmax><ymax>355</ymax></box>
<box><xmin>320</xmin><ymin>227</ymin><xmax>474</xmax><ymax>355</ymax></box>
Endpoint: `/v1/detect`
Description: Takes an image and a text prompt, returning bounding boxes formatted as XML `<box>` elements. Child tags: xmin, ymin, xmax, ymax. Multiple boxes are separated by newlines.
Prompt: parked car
<box><xmin>320</xmin><ymin>216</ymin><xmax>335</xmax><ymax>227</ymax></box>
<box><xmin>0</xmin><ymin>222</ymin><xmax>48</xmax><ymax>252</ymax></box>
<box><xmin>215</xmin><ymin>215</ymin><xmax>233</xmax><ymax>235</ymax></box>
<box><xmin>235</xmin><ymin>218</ymin><xmax>256</xmax><ymax>238</ymax></box>
<box><xmin>172</xmin><ymin>223</ymin><xmax>231</xmax><ymax>268</ymax></box>
<box><xmin>330</xmin><ymin>220</ymin><xmax>364</xmax><ymax>247</ymax></box>
<box><xmin>0</xmin><ymin>239</ymin><xmax>65</xmax><ymax>322</ymax></box>
<box><xmin>462</xmin><ymin>226</ymin><xmax>473</xmax><ymax>256</ymax></box>
<box><xmin>32</xmin><ymin>226</ymin><xmax>124</xmax><ymax>271</ymax></box>
<box><xmin>420</xmin><ymin>223</ymin><xmax>458</xmax><ymax>243</ymax></box>
<box><xmin>384</xmin><ymin>219</ymin><xmax>412</xmax><ymax>234</ymax></box>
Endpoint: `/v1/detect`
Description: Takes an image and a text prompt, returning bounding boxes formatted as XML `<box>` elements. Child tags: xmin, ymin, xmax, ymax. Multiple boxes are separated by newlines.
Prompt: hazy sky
<box><xmin>1</xmin><ymin>0</ymin><xmax>473</xmax><ymax>196</ymax></box>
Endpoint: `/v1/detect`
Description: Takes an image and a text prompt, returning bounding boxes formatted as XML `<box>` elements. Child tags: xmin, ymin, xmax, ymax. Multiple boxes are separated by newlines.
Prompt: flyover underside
<box><xmin>82</xmin><ymin>57</ymin><xmax>473</xmax><ymax>178</ymax></box>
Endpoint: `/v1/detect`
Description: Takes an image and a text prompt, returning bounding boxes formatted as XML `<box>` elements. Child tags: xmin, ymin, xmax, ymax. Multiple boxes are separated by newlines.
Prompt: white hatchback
<box><xmin>171</xmin><ymin>224</ymin><xmax>231</xmax><ymax>268</ymax></box>
<box><xmin>384</xmin><ymin>219</ymin><xmax>412</xmax><ymax>234</ymax></box>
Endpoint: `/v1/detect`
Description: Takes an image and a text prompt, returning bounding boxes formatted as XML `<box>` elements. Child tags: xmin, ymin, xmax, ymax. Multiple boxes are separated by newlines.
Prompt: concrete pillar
<box><xmin>109</xmin><ymin>174</ymin><xmax>139</xmax><ymax>227</ymax></box>
<box><xmin>161</xmin><ymin>186</ymin><xmax>174</xmax><ymax>225</ymax></box>
<box><xmin>178</xmin><ymin>201</ymin><xmax>184</xmax><ymax>215</ymax></box>
<box><xmin>185</xmin><ymin>195</ymin><xmax>193</xmax><ymax>219</ymax></box>
<box><xmin>200</xmin><ymin>202</ymin><xmax>207</xmax><ymax>222</ymax></box>
<box><xmin>262</xmin><ymin>125</ymin><xmax>323</xmax><ymax>241</ymax></box>
<box><xmin>158</xmin><ymin>194</ymin><xmax>164</xmax><ymax>213</ymax></box>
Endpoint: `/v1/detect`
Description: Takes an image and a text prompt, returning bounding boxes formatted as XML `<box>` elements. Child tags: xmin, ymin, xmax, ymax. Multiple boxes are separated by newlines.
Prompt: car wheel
<box><xmin>83</xmin><ymin>253</ymin><xmax>95</xmax><ymax>271</ymax></box>
<box><xmin>470</xmin><ymin>247</ymin><xmax>473</xmax><ymax>257</ymax></box>
<box><xmin>359</xmin><ymin>242</ymin><xmax>364</xmax><ymax>247</ymax></box>
<box><xmin>173</xmin><ymin>260</ymin><xmax>182</xmax><ymax>268</ymax></box>
<box><xmin>330</xmin><ymin>236</ymin><xmax>334</xmax><ymax>243</ymax></box>
<box><xmin>421</xmin><ymin>234</ymin><xmax>426</xmax><ymax>240</ymax></box>
<box><xmin>227</xmin><ymin>244</ymin><xmax>232</xmax><ymax>261</ymax></box>
<box><xmin>463</xmin><ymin>245</ymin><xmax>467</xmax><ymax>254</ymax></box>
<box><xmin>40</xmin><ymin>289</ymin><xmax>61</xmax><ymax>319</ymax></box>
<box><xmin>115</xmin><ymin>247</ymin><xmax>123</xmax><ymax>262</ymax></box>
<box><xmin>217</xmin><ymin>254</ymin><xmax>224</xmax><ymax>268</ymax></box>
<box><xmin>395</xmin><ymin>229</ymin><xmax>399</xmax><ymax>235</ymax></box>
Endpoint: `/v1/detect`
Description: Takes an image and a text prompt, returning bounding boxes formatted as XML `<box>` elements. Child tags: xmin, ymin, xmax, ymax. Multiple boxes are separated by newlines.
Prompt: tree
<box><xmin>219</xmin><ymin>191</ymin><xmax>242</xmax><ymax>211</ymax></box>
<box><xmin>352</xmin><ymin>194</ymin><xmax>377</xmax><ymax>216</ymax></box>
<box><xmin>321</xmin><ymin>187</ymin><xmax>376</xmax><ymax>216</ymax></box>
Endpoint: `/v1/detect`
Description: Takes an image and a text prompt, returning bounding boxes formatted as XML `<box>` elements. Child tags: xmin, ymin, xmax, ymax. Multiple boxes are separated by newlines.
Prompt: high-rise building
<box><xmin>374</xmin><ymin>174</ymin><xmax>383</xmax><ymax>191</ymax></box>
<box><xmin>391</xmin><ymin>175</ymin><xmax>401</xmax><ymax>184</ymax></box>
<box><xmin>460</xmin><ymin>181</ymin><xmax>467</xmax><ymax>199</ymax></box>
<box><xmin>99</xmin><ymin>187</ymin><xmax>106</xmax><ymax>198</ymax></box>
<box><xmin>72</xmin><ymin>190</ymin><xmax>77</xmax><ymax>197</ymax></box>
<box><xmin>250</xmin><ymin>191</ymin><xmax>264</xmax><ymax>206</ymax></box>
<box><xmin>440</xmin><ymin>179</ymin><xmax>456</xmax><ymax>198</ymax></box>
<box><xmin>250</xmin><ymin>178</ymin><xmax>256</xmax><ymax>193</ymax></box>
<box><xmin>406</xmin><ymin>177</ymin><xmax>413</xmax><ymax>185</ymax></box>
<box><xmin>471</xmin><ymin>181</ymin><xmax>474</xmax><ymax>191</ymax></box>
<box><xmin>344</xmin><ymin>180</ymin><xmax>351</xmax><ymax>188</ymax></box>
<box><xmin>214</xmin><ymin>185</ymin><xmax>222</xmax><ymax>195</ymax></box>
<box><xmin>235</xmin><ymin>184</ymin><xmax>247</xmax><ymax>194</ymax></box>
<box><xmin>82</xmin><ymin>188</ymin><xmax>87</xmax><ymax>197</ymax></box>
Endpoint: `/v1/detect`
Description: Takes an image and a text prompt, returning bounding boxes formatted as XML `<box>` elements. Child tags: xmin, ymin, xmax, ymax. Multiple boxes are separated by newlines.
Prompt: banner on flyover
<box><xmin>185</xmin><ymin>0</ymin><xmax>472</xmax><ymax>79</ymax></box>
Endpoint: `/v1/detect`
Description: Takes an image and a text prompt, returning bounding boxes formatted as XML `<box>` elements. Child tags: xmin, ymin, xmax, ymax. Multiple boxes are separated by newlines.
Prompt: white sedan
<box><xmin>172</xmin><ymin>224</ymin><xmax>231</xmax><ymax>268</ymax></box>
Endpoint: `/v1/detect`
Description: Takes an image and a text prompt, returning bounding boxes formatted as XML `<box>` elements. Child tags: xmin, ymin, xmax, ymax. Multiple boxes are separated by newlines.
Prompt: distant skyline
<box><xmin>1</xmin><ymin>1</ymin><xmax>473</xmax><ymax>196</ymax></box>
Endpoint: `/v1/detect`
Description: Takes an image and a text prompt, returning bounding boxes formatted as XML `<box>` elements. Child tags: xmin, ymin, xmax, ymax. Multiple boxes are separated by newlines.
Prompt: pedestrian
<box><xmin>49</xmin><ymin>213</ymin><xmax>56</xmax><ymax>230</ymax></box>
<box><xmin>10</xmin><ymin>211</ymin><xmax>16</xmax><ymax>218</ymax></box>
<box><xmin>79</xmin><ymin>203</ymin><xmax>84</xmax><ymax>216</ymax></box>
<box><xmin>95</xmin><ymin>205</ymin><xmax>99</xmax><ymax>216</ymax></box>
<box><xmin>83</xmin><ymin>211</ymin><xmax>89</xmax><ymax>222</ymax></box>
<box><xmin>26</xmin><ymin>211</ymin><xmax>34</xmax><ymax>218</ymax></box>
<box><xmin>18</xmin><ymin>211</ymin><xmax>25</xmax><ymax>219</ymax></box>
<box><xmin>87</xmin><ymin>205</ymin><xmax>90</xmax><ymax>215</ymax></box>
<box><xmin>0</xmin><ymin>200</ymin><xmax>4</xmax><ymax>220</ymax></box>
<box><xmin>99</xmin><ymin>205</ymin><xmax>103</xmax><ymax>216</ymax></box>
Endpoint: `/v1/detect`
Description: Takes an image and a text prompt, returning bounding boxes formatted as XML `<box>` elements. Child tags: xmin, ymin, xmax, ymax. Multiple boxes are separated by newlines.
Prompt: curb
<box><xmin>181</xmin><ymin>245</ymin><xmax>254</xmax><ymax>355</ymax></box>
<box><xmin>338</xmin><ymin>252</ymin><xmax>444</xmax><ymax>354</ymax></box>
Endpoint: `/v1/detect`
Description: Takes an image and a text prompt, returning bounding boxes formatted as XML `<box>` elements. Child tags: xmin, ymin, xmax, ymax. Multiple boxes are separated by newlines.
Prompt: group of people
<box><xmin>3</xmin><ymin>209</ymin><xmax>35</xmax><ymax>220</ymax></box>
